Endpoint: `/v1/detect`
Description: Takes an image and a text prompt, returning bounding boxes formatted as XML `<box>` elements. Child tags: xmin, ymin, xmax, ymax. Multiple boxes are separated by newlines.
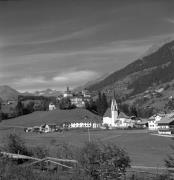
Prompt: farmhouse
<box><xmin>158</xmin><ymin>113</ymin><xmax>174</xmax><ymax>135</ymax></box>
<box><xmin>61</xmin><ymin>109</ymin><xmax>102</xmax><ymax>129</ymax></box>
<box><xmin>148</xmin><ymin>113</ymin><xmax>165</xmax><ymax>131</ymax></box>
<box><xmin>103</xmin><ymin>98</ymin><xmax>133</xmax><ymax>128</ymax></box>
<box><xmin>49</xmin><ymin>103</ymin><xmax>56</xmax><ymax>111</ymax></box>
<box><xmin>135</xmin><ymin>119</ymin><xmax>148</xmax><ymax>129</ymax></box>
<box><xmin>63</xmin><ymin>115</ymin><xmax>101</xmax><ymax>129</ymax></box>
<box><xmin>40</xmin><ymin>124</ymin><xmax>57</xmax><ymax>133</ymax></box>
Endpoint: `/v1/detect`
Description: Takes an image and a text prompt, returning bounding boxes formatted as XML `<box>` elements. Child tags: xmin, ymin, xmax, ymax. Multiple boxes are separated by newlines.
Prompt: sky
<box><xmin>0</xmin><ymin>0</ymin><xmax>174</xmax><ymax>92</ymax></box>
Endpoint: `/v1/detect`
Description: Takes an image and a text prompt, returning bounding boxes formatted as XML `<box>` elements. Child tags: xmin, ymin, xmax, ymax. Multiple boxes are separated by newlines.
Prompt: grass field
<box><xmin>0</xmin><ymin>111</ymin><xmax>174</xmax><ymax>168</ymax></box>
<box><xmin>0</xmin><ymin>126</ymin><xmax>173</xmax><ymax>167</ymax></box>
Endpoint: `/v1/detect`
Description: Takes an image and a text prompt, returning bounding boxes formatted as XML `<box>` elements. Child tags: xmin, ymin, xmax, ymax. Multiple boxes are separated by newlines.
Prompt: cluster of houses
<box><xmin>2</xmin><ymin>86</ymin><xmax>173</xmax><ymax>135</ymax></box>
<box><xmin>24</xmin><ymin>96</ymin><xmax>174</xmax><ymax>136</ymax></box>
<box><xmin>24</xmin><ymin>124</ymin><xmax>62</xmax><ymax>133</ymax></box>
<box><xmin>102</xmin><ymin>98</ymin><xmax>174</xmax><ymax>135</ymax></box>
<box><xmin>49</xmin><ymin>87</ymin><xmax>92</xmax><ymax>110</ymax></box>
<box><xmin>102</xmin><ymin>98</ymin><xmax>147</xmax><ymax>129</ymax></box>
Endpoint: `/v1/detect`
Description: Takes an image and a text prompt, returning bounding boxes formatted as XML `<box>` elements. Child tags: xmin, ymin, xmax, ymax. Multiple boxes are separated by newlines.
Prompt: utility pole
<box><xmin>88</xmin><ymin>127</ymin><xmax>91</xmax><ymax>142</ymax></box>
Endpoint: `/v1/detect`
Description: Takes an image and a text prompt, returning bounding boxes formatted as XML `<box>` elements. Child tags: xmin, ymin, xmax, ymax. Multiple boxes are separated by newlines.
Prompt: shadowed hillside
<box><xmin>88</xmin><ymin>40</ymin><xmax>174</xmax><ymax>97</ymax></box>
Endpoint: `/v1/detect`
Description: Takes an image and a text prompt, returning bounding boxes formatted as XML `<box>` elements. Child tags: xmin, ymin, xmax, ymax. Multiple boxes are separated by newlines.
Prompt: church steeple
<box><xmin>111</xmin><ymin>96</ymin><xmax>119</xmax><ymax>124</ymax></box>
<box><xmin>111</xmin><ymin>98</ymin><xmax>118</xmax><ymax>111</ymax></box>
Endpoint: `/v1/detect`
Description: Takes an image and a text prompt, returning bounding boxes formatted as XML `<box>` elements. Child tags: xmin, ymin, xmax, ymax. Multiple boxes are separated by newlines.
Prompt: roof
<box><xmin>148</xmin><ymin>113</ymin><xmax>165</xmax><ymax>121</ymax></box>
<box><xmin>158</xmin><ymin>117</ymin><xmax>174</xmax><ymax>125</ymax></box>
<box><xmin>103</xmin><ymin>108</ymin><xmax>111</xmax><ymax>118</ymax></box>
<box><xmin>103</xmin><ymin>108</ymin><xmax>130</xmax><ymax>119</ymax></box>
<box><xmin>118</xmin><ymin>112</ymin><xmax>129</xmax><ymax>119</ymax></box>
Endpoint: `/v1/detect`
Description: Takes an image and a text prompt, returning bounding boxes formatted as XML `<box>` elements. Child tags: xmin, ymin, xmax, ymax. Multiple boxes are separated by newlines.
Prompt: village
<box><xmin>18</xmin><ymin>86</ymin><xmax>174</xmax><ymax>136</ymax></box>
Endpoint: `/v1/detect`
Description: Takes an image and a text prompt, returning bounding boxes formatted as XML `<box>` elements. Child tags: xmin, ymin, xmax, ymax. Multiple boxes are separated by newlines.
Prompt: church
<box><xmin>103</xmin><ymin>98</ymin><xmax>134</xmax><ymax>128</ymax></box>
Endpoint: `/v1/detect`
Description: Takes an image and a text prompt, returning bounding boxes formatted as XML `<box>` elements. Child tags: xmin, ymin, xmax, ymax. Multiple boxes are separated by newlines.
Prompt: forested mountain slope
<box><xmin>88</xmin><ymin>40</ymin><xmax>174</xmax><ymax>97</ymax></box>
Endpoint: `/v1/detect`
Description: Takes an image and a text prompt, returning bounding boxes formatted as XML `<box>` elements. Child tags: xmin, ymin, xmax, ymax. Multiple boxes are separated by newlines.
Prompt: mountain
<box><xmin>87</xmin><ymin>40</ymin><xmax>174</xmax><ymax>98</ymax></box>
<box><xmin>34</xmin><ymin>89</ymin><xmax>62</xmax><ymax>97</ymax></box>
<box><xmin>74</xmin><ymin>72</ymin><xmax>112</xmax><ymax>92</ymax></box>
<box><xmin>0</xmin><ymin>85</ymin><xmax>20</xmax><ymax>101</ymax></box>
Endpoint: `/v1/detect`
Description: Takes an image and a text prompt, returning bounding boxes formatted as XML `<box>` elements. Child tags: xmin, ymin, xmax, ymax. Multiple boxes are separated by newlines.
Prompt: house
<box><xmin>41</xmin><ymin>124</ymin><xmax>57</xmax><ymax>133</ymax></box>
<box><xmin>158</xmin><ymin>114</ymin><xmax>174</xmax><ymax>135</ymax></box>
<box><xmin>63</xmin><ymin>86</ymin><xmax>73</xmax><ymax>98</ymax></box>
<box><xmin>103</xmin><ymin>98</ymin><xmax>133</xmax><ymax>128</ymax></box>
<box><xmin>62</xmin><ymin>110</ymin><xmax>102</xmax><ymax>129</ymax></box>
<box><xmin>63</xmin><ymin>116</ymin><xmax>101</xmax><ymax>129</ymax></box>
<box><xmin>82</xmin><ymin>89</ymin><xmax>91</xmax><ymax>98</ymax></box>
<box><xmin>70</xmin><ymin>96</ymin><xmax>85</xmax><ymax>108</ymax></box>
<box><xmin>49</xmin><ymin>103</ymin><xmax>56</xmax><ymax>111</ymax></box>
<box><xmin>148</xmin><ymin>113</ymin><xmax>165</xmax><ymax>131</ymax></box>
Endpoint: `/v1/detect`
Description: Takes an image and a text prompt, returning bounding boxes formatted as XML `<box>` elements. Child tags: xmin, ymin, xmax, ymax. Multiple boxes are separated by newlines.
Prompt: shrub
<box><xmin>3</xmin><ymin>133</ymin><xmax>32</xmax><ymax>156</ymax></box>
<box><xmin>79</xmin><ymin>141</ymin><xmax>130</xmax><ymax>179</ymax></box>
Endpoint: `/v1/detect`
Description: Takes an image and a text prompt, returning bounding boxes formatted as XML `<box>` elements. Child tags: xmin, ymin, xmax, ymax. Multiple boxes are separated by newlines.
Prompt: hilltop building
<box><xmin>82</xmin><ymin>89</ymin><xmax>91</xmax><ymax>98</ymax></box>
<box><xmin>70</xmin><ymin>96</ymin><xmax>85</xmax><ymax>108</ymax></box>
<box><xmin>103</xmin><ymin>98</ymin><xmax>133</xmax><ymax>128</ymax></box>
<box><xmin>63</xmin><ymin>86</ymin><xmax>73</xmax><ymax>98</ymax></box>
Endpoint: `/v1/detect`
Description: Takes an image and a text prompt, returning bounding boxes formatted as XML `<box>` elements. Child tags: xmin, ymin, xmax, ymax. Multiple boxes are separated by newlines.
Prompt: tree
<box><xmin>85</xmin><ymin>99</ymin><xmax>97</xmax><ymax>113</ymax></box>
<box><xmin>79</xmin><ymin>141</ymin><xmax>130</xmax><ymax>180</ymax></box>
<box><xmin>22</xmin><ymin>101</ymin><xmax>34</xmax><ymax>115</ymax></box>
<box><xmin>96</xmin><ymin>92</ymin><xmax>108</xmax><ymax>116</ymax></box>
<box><xmin>16</xmin><ymin>101</ymin><xmax>23</xmax><ymax>116</ymax></box>
<box><xmin>130</xmin><ymin>106</ymin><xmax>138</xmax><ymax>117</ymax></box>
<box><xmin>59</xmin><ymin>97</ymin><xmax>74</xmax><ymax>110</ymax></box>
<box><xmin>4</xmin><ymin>133</ymin><xmax>32</xmax><ymax>158</ymax></box>
<box><xmin>120</xmin><ymin>103</ymin><xmax>130</xmax><ymax>115</ymax></box>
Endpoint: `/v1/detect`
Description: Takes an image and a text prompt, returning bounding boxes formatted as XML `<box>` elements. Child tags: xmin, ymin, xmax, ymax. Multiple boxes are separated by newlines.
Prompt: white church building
<box><xmin>103</xmin><ymin>98</ymin><xmax>134</xmax><ymax>128</ymax></box>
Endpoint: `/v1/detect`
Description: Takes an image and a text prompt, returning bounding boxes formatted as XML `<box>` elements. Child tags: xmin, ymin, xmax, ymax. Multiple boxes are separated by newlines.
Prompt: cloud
<box><xmin>14</xmin><ymin>76</ymin><xmax>47</xmax><ymax>86</ymax></box>
<box><xmin>53</xmin><ymin>70</ymin><xmax>98</xmax><ymax>83</ymax></box>
<box><xmin>166</xmin><ymin>18</ymin><xmax>174</xmax><ymax>24</ymax></box>
<box><xmin>1</xmin><ymin>33</ymin><xmax>174</xmax><ymax>92</ymax></box>
<box><xmin>11</xmin><ymin>70</ymin><xmax>99</xmax><ymax>92</ymax></box>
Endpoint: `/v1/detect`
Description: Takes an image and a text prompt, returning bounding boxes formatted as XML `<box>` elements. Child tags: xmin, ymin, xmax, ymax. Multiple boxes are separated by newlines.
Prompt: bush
<box><xmin>79</xmin><ymin>141</ymin><xmax>130</xmax><ymax>179</ymax></box>
<box><xmin>3</xmin><ymin>133</ymin><xmax>32</xmax><ymax>156</ymax></box>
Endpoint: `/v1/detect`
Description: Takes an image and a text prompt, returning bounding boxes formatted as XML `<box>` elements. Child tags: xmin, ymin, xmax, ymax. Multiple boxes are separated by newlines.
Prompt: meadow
<box><xmin>0</xmin><ymin>124</ymin><xmax>173</xmax><ymax>168</ymax></box>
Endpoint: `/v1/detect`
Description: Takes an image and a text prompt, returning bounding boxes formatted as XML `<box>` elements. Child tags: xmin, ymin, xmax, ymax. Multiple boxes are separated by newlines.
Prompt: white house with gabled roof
<box><xmin>148</xmin><ymin>113</ymin><xmax>165</xmax><ymax>131</ymax></box>
<box><xmin>157</xmin><ymin>112</ymin><xmax>174</xmax><ymax>135</ymax></box>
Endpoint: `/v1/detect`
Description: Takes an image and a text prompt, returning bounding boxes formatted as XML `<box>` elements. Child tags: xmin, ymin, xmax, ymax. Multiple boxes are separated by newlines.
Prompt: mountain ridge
<box><xmin>0</xmin><ymin>85</ymin><xmax>20</xmax><ymax>101</ymax></box>
<box><xmin>87</xmin><ymin>40</ymin><xmax>174</xmax><ymax>98</ymax></box>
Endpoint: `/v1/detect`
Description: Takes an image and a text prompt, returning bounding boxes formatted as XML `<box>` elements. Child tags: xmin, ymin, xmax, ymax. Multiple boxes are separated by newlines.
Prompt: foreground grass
<box><xmin>0</xmin><ymin>126</ymin><xmax>173</xmax><ymax>167</ymax></box>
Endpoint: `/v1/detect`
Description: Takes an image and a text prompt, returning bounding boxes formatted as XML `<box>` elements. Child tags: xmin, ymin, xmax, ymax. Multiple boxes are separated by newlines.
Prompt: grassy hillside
<box><xmin>0</xmin><ymin>109</ymin><xmax>101</xmax><ymax>127</ymax></box>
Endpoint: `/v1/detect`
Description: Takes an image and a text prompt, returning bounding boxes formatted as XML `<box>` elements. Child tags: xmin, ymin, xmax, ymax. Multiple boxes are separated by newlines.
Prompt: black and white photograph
<box><xmin>0</xmin><ymin>0</ymin><xmax>174</xmax><ymax>179</ymax></box>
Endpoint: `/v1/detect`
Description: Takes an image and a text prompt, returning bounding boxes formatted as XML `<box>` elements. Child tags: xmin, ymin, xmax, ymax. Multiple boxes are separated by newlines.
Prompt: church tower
<box><xmin>111</xmin><ymin>98</ymin><xmax>118</xmax><ymax>126</ymax></box>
